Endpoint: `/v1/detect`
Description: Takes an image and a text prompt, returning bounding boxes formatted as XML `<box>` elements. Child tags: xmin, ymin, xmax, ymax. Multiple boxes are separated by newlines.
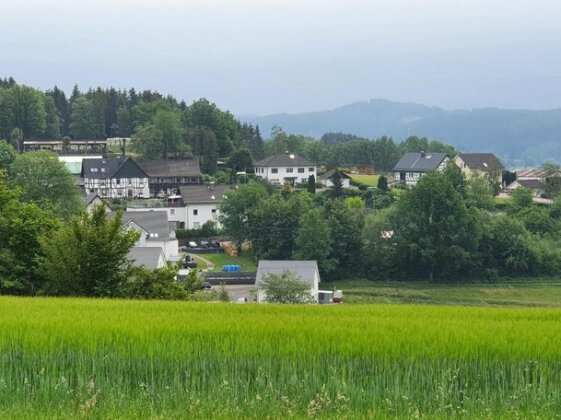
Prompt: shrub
<box><xmin>262</xmin><ymin>270</ymin><xmax>311</xmax><ymax>303</ymax></box>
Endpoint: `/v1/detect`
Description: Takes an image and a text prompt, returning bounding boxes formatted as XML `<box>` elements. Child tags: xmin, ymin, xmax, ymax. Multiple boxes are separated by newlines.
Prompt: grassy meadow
<box><xmin>347</xmin><ymin>173</ymin><xmax>380</xmax><ymax>187</ymax></box>
<box><xmin>1</xmin><ymin>297</ymin><xmax>561</xmax><ymax>418</ymax></box>
<box><xmin>194</xmin><ymin>252</ymin><xmax>258</xmax><ymax>272</ymax></box>
<box><xmin>324</xmin><ymin>280</ymin><xmax>561</xmax><ymax>307</ymax></box>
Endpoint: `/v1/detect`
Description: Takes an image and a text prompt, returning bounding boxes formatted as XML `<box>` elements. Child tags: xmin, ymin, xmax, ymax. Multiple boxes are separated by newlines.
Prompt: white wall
<box><xmin>255</xmin><ymin>165</ymin><xmax>316</xmax><ymax>185</ymax></box>
<box><xmin>185</xmin><ymin>203</ymin><xmax>221</xmax><ymax>229</ymax></box>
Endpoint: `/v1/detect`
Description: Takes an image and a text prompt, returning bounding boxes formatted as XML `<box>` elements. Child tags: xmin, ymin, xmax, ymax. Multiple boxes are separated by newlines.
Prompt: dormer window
<box><xmin>90</xmin><ymin>168</ymin><xmax>98</xmax><ymax>172</ymax></box>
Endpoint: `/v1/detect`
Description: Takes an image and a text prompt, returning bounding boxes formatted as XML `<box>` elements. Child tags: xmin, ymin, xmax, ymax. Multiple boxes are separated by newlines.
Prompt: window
<box><xmin>116</xmin><ymin>179</ymin><xmax>121</xmax><ymax>185</ymax></box>
<box><xmin>193</xmin><ymin>222</ymin><xmax>200</xmax><ymax>229</ymax></box>
<box><xmin>298</xmin><ymin>168</ymin><xmax>305</xmax><ymax>173</ymax></box>
<box><xmin>101</xmin><ymin>168</ymin><xmax>106</xmax><ymax>172</ymax></box>
<box><xmin>90</xmin><ymin>168</ymin><xmax>98</xmax><ymax>172</ymax></box>
<box><xmin>271</xmin><ymin>168</ymin><xmax>278</xmax><ymax>174</ymax></box>
<box><xmin>89</xmin><ymin>189</ymin><xmax>95</xmax><ymax>194</ymax></box>
<box><xmin>211</xmin><ymin>209</ymin><xmax>216</xmax><ymax>213</ymax></box>
<box><xmin>309</xmin><ymin>167</ymin><xmax>315</xmax><ymax>172</ymax></box>
<box><xmin>286</xmin><ymin>168</ymin><xmax>293</xmax><ymax>173</ymax></box>
<box><xmin>193</xmin><ymin>209</ymin><xmax>198</xmax><ymax>216</ymax></box>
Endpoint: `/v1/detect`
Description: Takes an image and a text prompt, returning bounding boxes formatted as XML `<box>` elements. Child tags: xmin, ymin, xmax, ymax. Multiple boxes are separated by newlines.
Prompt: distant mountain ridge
<box><xmin>240</xmin><ymin>99</ymin><xmax>561</xmax><ymax>167</ymax></box>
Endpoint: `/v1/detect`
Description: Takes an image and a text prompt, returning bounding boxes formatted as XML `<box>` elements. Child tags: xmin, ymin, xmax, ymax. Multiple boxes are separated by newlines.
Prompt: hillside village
<box><xmin>4</xmin><ymin>131</ymin><xmax>560</xmax><ymax>302</ymax></box>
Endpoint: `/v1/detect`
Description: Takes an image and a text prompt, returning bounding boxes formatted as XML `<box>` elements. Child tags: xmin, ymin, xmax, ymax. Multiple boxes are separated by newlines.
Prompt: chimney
<box><xmin>420</xmin><ymin>151</ymin><xmax>426</xmax><ymax>158</ymax></box>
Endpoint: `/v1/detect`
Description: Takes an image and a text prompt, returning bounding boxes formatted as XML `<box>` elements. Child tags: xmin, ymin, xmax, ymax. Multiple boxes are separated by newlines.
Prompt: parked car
<box><xmin>188</xmin><ymin>241</ymin><xmax>198</xmax><ymax>248</ymax></box>
<box><xmin>199</xmin><ymin>240</ymin><xmax>210</xmax><ymax>248</ymax></box>
<box><xmin>201</xmin><ymin>282</ymin><xmax>212</xmax><ymax>290</ymax></box>
<box><xmin>210</xmin><ymin>240</ymin><xmax>221</xmax><ymax>248</ymax></box>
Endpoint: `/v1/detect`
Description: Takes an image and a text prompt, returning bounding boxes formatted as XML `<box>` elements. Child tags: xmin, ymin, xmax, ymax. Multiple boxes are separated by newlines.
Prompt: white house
<box><xmin>127</xmin><ymin>247</ymin><xmax>166</xmax><ymax>270</ymax></box>
<box><xmin>81</xmin><ymin>156</ymin><xmax>150</xmax><ymax>199</ymax></box>
<box><xmin>121</xmin><ymin>211</ymin><xmax>179</xmax><ymax>262</ymax></box>
<box><xmin>180</xmin><ymin>185</ymin><xmax>228</xmax><ymax>230</ymax></box>
<box><xmin>255</xmin><ymin>260</ymin><xmax>320</xmax><ymax>303</ymax></box>
<box><xmin>254</xmin><ymin>153</ymin><xmax>317</xmax><ymax>186</ymax></box>
<box><xmin>393</xmin><ymin>152</ymin><xmax>449</xmax><ymax>186</ymax></box>
<box><xmin>318</xmin><ymin>169</ymin><xmax>351</xmax><ymax>188</ymax></box>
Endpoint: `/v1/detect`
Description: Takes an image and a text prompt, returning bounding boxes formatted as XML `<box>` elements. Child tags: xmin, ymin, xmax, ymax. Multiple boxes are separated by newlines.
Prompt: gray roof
<box><xmin>458</xmin><ymin>153</ymin><xmax>504</xmax><ymax>171</ymax></box>
<box><xmin>254</xmin><ymin>153</ymin><xmax>316</xmax><ymax>168</ymax></box>
<box><xmin>81</xmin><ymin>156</ymin><xmax>148</xmax><ymax>179</ymax></box>
<box><xmin>121</xmin><ymin>211</ymin><xmax>171</xmax><ymax>240</ymax></box>
<box><xmin>179</xmin><ymin>185</ymin><xmax>229</xmax><ymax>204</ymax></box>
<box><xmin>515</xmin><ymin>179</ymin><xmax>544</xmax><ymax>190</ymax></box>
<box><xmin>393</xmin><ymin>152</ymin><xmax>448</xmax><ymax>172</ymax></box>
<box><xmin>255</xmin><ymin>260</ymin><xmax>319</xmax><ymax>288</ymax></box>
<box><xmin>128</xmin><ymin>247</ymin><xmax>164</xmax><ymax>269</ymax></box>
<box><xmin>84</xmin><ymin>192</ymin><xmax>102</xmax><ymax>206</ymax></box>
<box><xmin>318</xmin><ymin>169</ymin><xmax>351</xmax><ymax>180</ymax></box>
<box><xmin>138</xmin><ymin>159</ymin><xmax>202</xmax><ymax>178</ymax></box>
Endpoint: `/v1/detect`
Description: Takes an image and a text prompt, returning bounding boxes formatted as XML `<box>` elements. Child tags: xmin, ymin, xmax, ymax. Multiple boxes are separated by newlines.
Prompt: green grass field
<box><xmin>347</xmin><ymin>173</ymin><xmax>380</xmax><ymax>187</ymax></box>
<box><xmin>194</xmin><ymin>251</ymin><xmax>257</xmax><ymax>272</ymax></box>
<box><xmin>323</xmin><ymin>280</ymin><xmax>561</xmax><ymax>307</ymax></box>
<box><xmin>2</xmin><ymin>297</ymin><xmax>561</xmax><ymax>418</ymax></box>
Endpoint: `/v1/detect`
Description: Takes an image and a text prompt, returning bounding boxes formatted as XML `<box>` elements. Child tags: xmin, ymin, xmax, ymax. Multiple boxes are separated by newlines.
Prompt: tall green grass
<box><xmin>1</xmin><ymin>297</ymin><xmax>561</xmax><ymax>418</ymax></box>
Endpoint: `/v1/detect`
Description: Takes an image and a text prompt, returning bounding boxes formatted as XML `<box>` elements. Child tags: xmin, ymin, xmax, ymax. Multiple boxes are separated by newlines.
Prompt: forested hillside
<box><xmin>243</xmin><ymin>99</ymin><xmax>561</xmax><ymax>166</ymax></box>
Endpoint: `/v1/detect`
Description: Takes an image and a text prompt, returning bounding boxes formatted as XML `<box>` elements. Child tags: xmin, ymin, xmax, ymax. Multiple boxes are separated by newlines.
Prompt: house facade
<box><xmin>137</xmin><ymin>159</ymin><xmax>203</xmax><ymax>197</ymax></box>
<box><xmin>454</xmin><ymin>153</ymin><xmax>504</xmax><ymax>184</ymax></box>
<box><xmin>318</xmin><ymin>169</ymin><xmax>351</xmax><ymax>188</ymax></box>
<box><xmin>255</xmin><ymin>260</ymin><xmax>320</xmax><ymax>303</ymax></box>
<box><xmin>121</xmin><ymin>211</ymin><xmax>179</xmax><ymax>262</ymax></box>
<box><xmin>180</xmin><ymin>185</ymin><xmax>227</xmax><ymax>230</ymax></box>
<box><xmin>393</xmin><ymin>152</ymin><xmax>449</xmax><ymax>186</ymax></box>
<box><xmin>81</xmin><ymin>156</ymin><xmax>150</xmax><ymax>198</ymax></box>
<box><xmin>254</xmin><ymin>153</ymin><xmax>317</xmax><ymax>186</ymax></box>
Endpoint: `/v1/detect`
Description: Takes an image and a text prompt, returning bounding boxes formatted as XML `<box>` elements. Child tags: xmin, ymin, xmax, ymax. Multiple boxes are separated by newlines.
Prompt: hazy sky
<box><xmin>2</xmin><ymin>0</ymin><xmax>561</xmax><ymax>114</ymax></box>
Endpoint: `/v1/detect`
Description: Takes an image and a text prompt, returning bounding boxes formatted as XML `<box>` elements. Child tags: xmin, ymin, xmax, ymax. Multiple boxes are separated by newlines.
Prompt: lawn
<box><xmin>1</xmin><ymin>297</ymin><xmax>561</xmax><ymax>418</ymax></box>
<box><xmin>347</xmin><ymin>173</ymin><xmax>380</xmax><ymax>187</ymax></box>
<box><xmin>322</xmin><ymin>279</ymin><xmax>561</xmax><ymax>307</ymax></box>
<box><xmin>193</xmin><ymin>251</ymin><xmax>257</xmax><ymax>272</ymax></box>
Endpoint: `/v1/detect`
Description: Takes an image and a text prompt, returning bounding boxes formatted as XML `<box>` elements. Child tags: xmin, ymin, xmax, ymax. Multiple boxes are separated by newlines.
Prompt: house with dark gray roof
<box><xmin>254</xmin><ymin>152</ymin><xmax>317</xmax><ymax>186</ymax></box>
<box><xmin>121</xmin><ymin>211</ymin><xmax>179</xmax><ymax>261</ymax></box>
<box><xmin>318</xmin><ymin>169</ymin><xmax>351</xmax><ymax>188</ymax></box>
<box><xmin>255</xmin><ymin>260</ymin><xmax>320</xmax><ymax>303</ymax></box>
<box><xmin>137</xmin><ymin>159</ymin><xmax>203</xmax><ymax>197</ymax></box>
<box><xmin>179</xmin><ymin>185</ymin><xmax>229</xmax><ymax>229</ymax></box>
<box><xmin>505</xmin><ymin>178</ymin><xmax>545</xmax><ymax>196</ymax></box>
<box><xmin>393</xmin><ymin>152</ymin><xmax>449</xmax><ymax>186</ymax></box>
<box><xmin>454</xmin><ymin>153</ymin><xmax>504</xmax><ymax>184</ymax></box>
<box><xmin>81</xmin><ymin>156</ymin><xmax>149</xmax><ymax>198</ymax></box>
<box><xmin>127</xmin><ymin>247</ymin><xmax>166</xmax><ymax>270</ymax></box>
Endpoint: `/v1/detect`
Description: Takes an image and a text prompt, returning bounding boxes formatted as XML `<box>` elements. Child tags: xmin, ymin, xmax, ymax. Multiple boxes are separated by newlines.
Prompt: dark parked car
<box><xmin>210</xmin><ymin>240</ymin><xmax>221</xmax><ymax>248</ymax></box>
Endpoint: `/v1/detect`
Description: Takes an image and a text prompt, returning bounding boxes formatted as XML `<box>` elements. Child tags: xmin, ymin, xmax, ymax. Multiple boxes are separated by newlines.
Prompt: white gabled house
<box><xmin>255</xmin><ymin>260</ymin><xmax>320</xmax><ymax>303</ymax></box>
<box><xmin>318</xmin><ymin>169</ymin><xmax>351</xmax><ymax>188</ymax></box>
<box><xmin>254</xmin><ymin>153</ymin><xmax>317</xmax><ymax>186</ymax></box>
<box><xmin>121</xmin><ymin>211</ymin><xmax>179</xmax><ymax>262</ymax></box>
<box><xmin>81</xmin><ymin>156</ymin><xmax>150</xmax><ymax>199</ymax></box>
<box><xmin>126</xmin><ymin>185</ymin><xmax>229</xmax><ymax>231</ymax></box>
<box><xmin>179</xmin><ymin>185</ymin><xmax>227</xmax><ymax>230</ymax></box>
<box><xmin>393</xmin><ymin>152</ymin><xmax>449</xmax><ymax>186</ymax></box>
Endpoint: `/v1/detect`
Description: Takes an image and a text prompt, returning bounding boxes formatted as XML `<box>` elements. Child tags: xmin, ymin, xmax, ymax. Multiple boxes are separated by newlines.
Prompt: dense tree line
<box><xmin>221</xmin><ymin>167</ymin><xmax>561</xmax><ymax>281</ymax></box>
<box><xmin>0</xmin><ymin>78</ymin><xmax>265</xmax><ymax>173</ymax></box>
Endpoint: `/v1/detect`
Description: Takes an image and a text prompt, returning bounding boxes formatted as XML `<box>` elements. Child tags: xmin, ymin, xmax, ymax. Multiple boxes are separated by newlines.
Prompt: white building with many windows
<box><xmin>81</xmin><ymin>156</ymin><xmax>150</xmax><ymax>198</ymax></box>
<box><xmin>254</xmin><ymin>153</ymin><xmax>317</xmax><ymax>186</ymax></box>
